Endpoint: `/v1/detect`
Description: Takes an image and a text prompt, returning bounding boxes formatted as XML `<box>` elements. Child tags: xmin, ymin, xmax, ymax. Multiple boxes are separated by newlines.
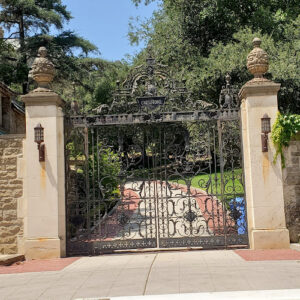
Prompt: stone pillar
<box><xmin>239</xmin><ymin>38</ymin><xmax>290</xmax><ymax>249</ymax></box>
<box><xmin>21</xmin><ymin>47</ymin><xmax>66</xmax><ymax>259</ymax></box>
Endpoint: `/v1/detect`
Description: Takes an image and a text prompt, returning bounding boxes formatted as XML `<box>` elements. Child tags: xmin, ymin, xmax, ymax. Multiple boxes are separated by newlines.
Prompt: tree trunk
<box><xmin>19</xmin><ymin>13</ymin><xmax>28</xmax><ymax>94</ymax></box>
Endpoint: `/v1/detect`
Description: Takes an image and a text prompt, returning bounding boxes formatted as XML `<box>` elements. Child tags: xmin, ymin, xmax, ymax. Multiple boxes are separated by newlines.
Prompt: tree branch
<box><xmin>4</xmin><ymin>31</ymin><xmax>20</xmax><ymax>39</ymax></box>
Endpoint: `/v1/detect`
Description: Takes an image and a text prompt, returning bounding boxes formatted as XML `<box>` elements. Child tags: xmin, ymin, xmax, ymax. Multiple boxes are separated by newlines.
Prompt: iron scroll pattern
<box><xmin>65</xmin><ymin>55</ymin><xmax>247</xmax><ymax>255</ymax></box>
<box><xmin>65</xmin><ymin>119</ymin><xmax>248</xmax><ymax>255</ymax></box>
<box><xmin>71</xmin><ymin>51</ymin><xmax>240</xmax><ymax>118</ymax></box>
<box><xmin>69</xmin><ymin>54</ymin><xmax>240</xmax><ymax>126</ymax></box>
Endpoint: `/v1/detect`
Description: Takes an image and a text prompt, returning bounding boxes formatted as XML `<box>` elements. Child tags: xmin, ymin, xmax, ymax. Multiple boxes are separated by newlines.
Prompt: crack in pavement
<box><xmin>143</xmin><ymin>253</ymin><xmax>158</xmax><ymax>295</ymax></box>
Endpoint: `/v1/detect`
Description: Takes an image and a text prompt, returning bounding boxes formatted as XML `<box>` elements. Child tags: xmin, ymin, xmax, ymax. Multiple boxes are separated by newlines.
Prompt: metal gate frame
<box><xmin>64</xmin><ymin>54</ymin><xmax>248</xmax><ymax>256</ymax></box>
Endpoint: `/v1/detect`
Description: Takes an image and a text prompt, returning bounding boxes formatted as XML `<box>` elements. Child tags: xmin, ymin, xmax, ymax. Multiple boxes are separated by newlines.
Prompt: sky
<box><xmin>59</xmin><ymin>0</ymin><xmax>159</xmax><ymax>61</ymax></box>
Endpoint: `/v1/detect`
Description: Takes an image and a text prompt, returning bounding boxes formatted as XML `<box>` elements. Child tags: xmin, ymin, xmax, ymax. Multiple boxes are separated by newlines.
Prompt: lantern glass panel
<box><xmin>34</xmin><ymin>125</ymin><xmax>44</xmax><ymax>143</ymax></box>
<box><xmin>261</xmin><ymin>116</ymin><xmax>271</xmax><ymax>134</ymax></box>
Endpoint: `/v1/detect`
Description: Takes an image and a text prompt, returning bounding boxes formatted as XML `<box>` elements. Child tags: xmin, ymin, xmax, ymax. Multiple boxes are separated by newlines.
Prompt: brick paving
<box><xmin>235</xmin><ymin>249</ymin><xmax>300</xmax><ymax>261</ymax></box>
<box><xmin>0</xmin><ymin>257</ymin><xmax>79</xmax><ymax>274</ymax></box>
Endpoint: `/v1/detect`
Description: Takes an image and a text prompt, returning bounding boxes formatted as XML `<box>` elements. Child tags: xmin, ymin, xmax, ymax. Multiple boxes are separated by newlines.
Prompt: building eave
<box><xmin>11</xmin><ymin>99</ymin><xmax>25</xmax><ymax>115</ymax></box>
<box><xmin>0</xmin><ymin>82</ymin><xmax>17</xmax><ymax>97</ymax></box>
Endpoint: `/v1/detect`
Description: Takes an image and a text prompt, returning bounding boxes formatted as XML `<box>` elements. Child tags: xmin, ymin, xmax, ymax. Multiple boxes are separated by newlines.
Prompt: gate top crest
<box><xmin>94</xmin><ymin>50</ymin><xmax>208</xmax><ymax>115</ymax></box>
<box><xmin>69</xmin><ymin>49</ymin><xmax>240</xmax><ymax>126</ymax></box>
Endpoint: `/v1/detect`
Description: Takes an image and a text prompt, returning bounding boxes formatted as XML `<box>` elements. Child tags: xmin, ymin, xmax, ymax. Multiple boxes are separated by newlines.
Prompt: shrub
<box><xmin>271</xmin><ymin>112</ymin><xmax>300</xmax><ymax>167</ymax></box>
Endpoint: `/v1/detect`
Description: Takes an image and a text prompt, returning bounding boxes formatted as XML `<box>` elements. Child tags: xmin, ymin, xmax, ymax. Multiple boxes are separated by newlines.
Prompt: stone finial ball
<box><xmin>31</xmin><ymin>46</ymin><xmax>55</xmax><ymax>90</ymax></box>
<box><xmin>38</xmin><ymin>46</ymin><xmax>48</xmax><ymax>58</ymax></box>
<box><xmin>247</xmin><ymin>37</ymin><xmax>269</xmax><ymax>78</ymax></box>
<box><xmin>252</xmin><ymin>37</ymin><xmax>262</xmax><ymax>48</ymax></box>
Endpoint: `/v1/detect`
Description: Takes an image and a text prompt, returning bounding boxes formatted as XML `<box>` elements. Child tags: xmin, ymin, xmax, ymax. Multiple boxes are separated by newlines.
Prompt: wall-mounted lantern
<box><xmin>261</xmin><ymin>114</ymin><xmax>271</xmax><ymax>152</ymax></box>
<box><xmin>34</xmin><ymin>123</ymin><xmax>45</xmax><ymax>161</ymax></box>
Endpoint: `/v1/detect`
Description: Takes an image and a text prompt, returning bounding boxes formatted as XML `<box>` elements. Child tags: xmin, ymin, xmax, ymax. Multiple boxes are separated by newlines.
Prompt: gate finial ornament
<box><xmin>246</xmin><ymin>38</ymin><xmax>269</xmax><ymax>83</ymax></box>
<box><xmin>219</xmin><ymin>73</ymin><xmax>239</xmax><ymax>108</ymax></box>
<box><xmin>31</xmin><ymin>46</ymin><xmax>55</xmax><ymax>92</ymax></box>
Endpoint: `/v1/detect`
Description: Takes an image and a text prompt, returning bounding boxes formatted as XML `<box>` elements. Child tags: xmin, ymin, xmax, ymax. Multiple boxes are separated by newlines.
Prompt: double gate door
<box><xmin>66</xmin><ymin>118</ymin><xmax>248</xmax><ymax>255</ymax></box>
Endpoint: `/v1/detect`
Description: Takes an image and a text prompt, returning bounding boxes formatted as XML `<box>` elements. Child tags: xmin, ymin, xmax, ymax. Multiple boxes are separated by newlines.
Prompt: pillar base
<box><xmin>250</xmin><ymin>229</ymin><xmax>290</xmax><ymax>249</ymax></box>
<box><xmin>24</xmin><ymin>238</ymin><xmax>65</xmax><ymax>260</ymax></box>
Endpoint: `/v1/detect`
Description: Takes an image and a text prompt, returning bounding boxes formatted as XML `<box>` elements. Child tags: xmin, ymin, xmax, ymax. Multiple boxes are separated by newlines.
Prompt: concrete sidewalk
<box><xmin>0</xmin><ymin>250</ymin><xmax>300</xmax><ymax>299</ymax></box>
<box><xmin>108</xmin><ymin>290</ymin><xmax>300</xmax><ymax>300</ymax></box>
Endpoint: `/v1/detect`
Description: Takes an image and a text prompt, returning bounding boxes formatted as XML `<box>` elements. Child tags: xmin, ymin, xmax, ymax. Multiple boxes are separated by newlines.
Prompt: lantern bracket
<box><xmin>261</xmin><ymin>114</ymin><xmax>271</xmax><ymax>152</ymax></box>
<box><xmin>34</xmin><ymin>123</ymin><xmax>45</xmax><ymax>162</ymax></box>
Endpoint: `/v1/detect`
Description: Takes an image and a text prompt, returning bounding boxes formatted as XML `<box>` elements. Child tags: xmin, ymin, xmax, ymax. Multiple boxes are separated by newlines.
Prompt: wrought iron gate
<box><xmin>65</xmin><ymin>55</ymin><xmax>248</xmax><ymax>256</ymax></box>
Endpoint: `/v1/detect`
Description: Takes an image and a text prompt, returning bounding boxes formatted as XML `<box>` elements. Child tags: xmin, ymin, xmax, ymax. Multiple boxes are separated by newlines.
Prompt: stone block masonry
<box><xmin>283</xmin><ymin>133</ymin><xmax>300</xmax><ymax>243</ymax></box>
<box><xmin>0</xmin><ymin>134</ymin><xmax>25</xmax><ymax>254</ymax></box>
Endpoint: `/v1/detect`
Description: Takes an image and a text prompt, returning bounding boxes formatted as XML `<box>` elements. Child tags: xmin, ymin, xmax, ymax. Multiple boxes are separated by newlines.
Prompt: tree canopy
<box><xmin>137</xmin><ymin>0</ymin><xmax>300</xmax><ymax>54</ymax></box>
<box><xmin>0</xmin><ymin>0</ymin><xmax>100</xmax><ymax>94</ymax></box>
<box><xmin>130</xmin><ymin>0</ymin><xmax>300</xmax><ymax>113</ymax></box>
<box><xmin>0</xmin><ymin>0</ymin><xmax>131</xmax><ymax>111</ymax></box>
<box><xmin>0</xmin><ymin>0</ymin><xmax>298</xmax><ymax>114</ymax></box>
<box><xmin>0</xmin><ymin>0</ymin><xmax>71</xmax><ymax>34</ymax></box>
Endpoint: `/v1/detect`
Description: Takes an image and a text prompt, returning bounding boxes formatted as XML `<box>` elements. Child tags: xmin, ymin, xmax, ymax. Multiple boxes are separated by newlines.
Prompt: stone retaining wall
<box><xmin>0</xmin><ymin>134</ymin><xmax>25</xmax><ymax>254</ymax></box>
<box><xmin>283</xmin><ymin>133</ymin><xmax>300</xmax><ymax>243</ymax></box>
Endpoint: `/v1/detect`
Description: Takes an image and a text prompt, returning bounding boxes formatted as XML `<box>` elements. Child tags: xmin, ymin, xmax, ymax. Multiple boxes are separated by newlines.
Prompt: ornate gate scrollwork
<box><xmin>65</xmin><ymin>52</ymin><xmax>248</xmax><ymax>256</ymax></box>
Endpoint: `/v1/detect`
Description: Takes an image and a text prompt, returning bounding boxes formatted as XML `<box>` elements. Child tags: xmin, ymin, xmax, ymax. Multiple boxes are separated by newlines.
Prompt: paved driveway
<box><xmin>96</xmin><ymin>181</ymin><xmax>232</xmax><ymax>241</ymax></box>
<box><xmin>1</xmin><ymin>250</ymin><xmax>300</xmax><ymax>299</ymax></box>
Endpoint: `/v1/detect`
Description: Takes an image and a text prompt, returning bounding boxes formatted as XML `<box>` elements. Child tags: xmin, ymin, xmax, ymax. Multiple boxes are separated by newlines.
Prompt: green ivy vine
<box><xmin>271</xmin><ymin>113</ymin><xmax>300</xmax><ymax>168</ymax></box>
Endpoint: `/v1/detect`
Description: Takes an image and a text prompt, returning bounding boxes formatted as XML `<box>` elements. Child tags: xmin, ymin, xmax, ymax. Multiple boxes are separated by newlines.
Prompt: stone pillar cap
<box><xmin>21</xmin><ymin>91</ymin><xmax>64</xmax><ymax>107</ymax></box>
<box><xmin>239</xmin><ymin>81</ymin><xmax>281</xmax><ymax>99</ymax></box>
